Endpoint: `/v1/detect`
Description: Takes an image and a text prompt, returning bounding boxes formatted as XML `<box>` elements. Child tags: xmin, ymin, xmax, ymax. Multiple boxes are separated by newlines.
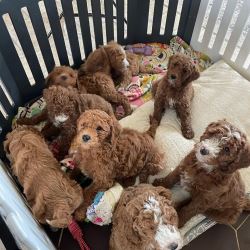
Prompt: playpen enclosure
<box><xmin>0</xmin><ymin>0</ymin><xmax>250</xmax><ymax>248</ymax></box>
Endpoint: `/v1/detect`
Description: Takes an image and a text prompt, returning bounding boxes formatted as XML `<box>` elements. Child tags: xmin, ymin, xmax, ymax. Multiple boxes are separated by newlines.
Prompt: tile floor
<box><xmin>183</xmin><ymin>212</ymin><xmax>250</xmax><ymax>250</ymax></box>
<box><xmin>41</xmin><ymin>212</ymin><xmax>250</xmax><ymax>250</ymax></box>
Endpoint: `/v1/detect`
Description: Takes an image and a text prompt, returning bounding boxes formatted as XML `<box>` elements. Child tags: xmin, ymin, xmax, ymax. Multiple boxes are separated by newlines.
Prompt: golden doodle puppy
<box><xmin>77</xmin><ymin>41</ymin><xmax>133</xmax><ymax>117</ymax></box>
<box><xmin>45</xmin><ymin>65</ymin><xmax>78</xmax><ymax>88</ymax></box>
<box><xmin>154</xmin><ymin>120</ymin><xmax>250</xmax><ymax>227</ymax></box>
<box><xmin>4</xmin><ymin>126</ymin><xmax>83</xmax><ymax>228</ymax></box>
<box><xmin>149</xmin><ymin>53</ymin><xmax>200</xmax><ymax>139</ymax></box>
<box><xmin>69</xmin><ymin>109</ymin><xmax>164</xmax><ymax>220</ymax></box>
<box><xmin>110</xmin><ymin>184</ymin><xmax>183</xmax><ymax>250</ymax></box>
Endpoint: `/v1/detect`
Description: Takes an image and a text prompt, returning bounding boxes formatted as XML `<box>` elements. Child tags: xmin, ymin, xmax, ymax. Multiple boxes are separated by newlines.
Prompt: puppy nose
<box><xmin>169</xmin><ymin>243</ymin><xmax>178</xmax><ymax>250</ymax></box>
<box><xmin>82</xmin><ymin>134</ymin><xmax>91</xmax><ymax>142</ymax></box>
<box><xmin>200</xmin><ymin>147</ymin><xmax>209</xmax><ymax>155</ymax></box>
<box><xmin>60</xmin><ymin>75</ymin><xmax>68</xmax><ymax>80</ymax></box>
<box><xmin>170</xmin><ymin>74</ymin><xmax>176</xmax><ymax>80</ymax></box>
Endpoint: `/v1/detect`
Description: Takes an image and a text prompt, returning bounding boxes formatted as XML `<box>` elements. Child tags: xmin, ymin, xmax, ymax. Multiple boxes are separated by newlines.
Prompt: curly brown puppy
<box><xmin>77</xmin><ymin>41</ymin><xmax>132</xmax><ymax>117</ymax></box>
<box><xmin>69</xmin><ymin>109</ymin><xmax>163</xmax><ymax>220</ymax></box>
<box><xmin>154</xmin><ymin>120</ymin><xmax>250</xmax><ymax>228</ymax></box>
<box><xmin>44</xmin><ymin>85</ymin><xmax>115</xmax><ymax>159</ymax></box>
<box><xmin>17</xmin><ymin>66</ymin><xmax>78</xmax><ymax>127</ymax></box>
<box><xmin>110</xmin><ymin>184</ymin><xmax>183</xmax><ymax>250</ymax></box>
<box><xmin>148</xmin><ymin>53</ymin><xmax>200</xmax><ymax>139</ymax></box>
<box><xmin>4</xmin><ymin>126</ymin><xmax>83</xmax><ymax>228</ymax></box>
<box><xmin>45</xmin><ymin>65</ymin><xmax>78</xmax><ymax>88</ymax></box>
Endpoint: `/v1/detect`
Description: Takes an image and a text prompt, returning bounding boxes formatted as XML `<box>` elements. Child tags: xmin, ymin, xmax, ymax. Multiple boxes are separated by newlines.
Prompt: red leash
<box><xmin>68</xmin><ymin>220</ymin><xmax>90</xmax><ymax>250</ymax></box>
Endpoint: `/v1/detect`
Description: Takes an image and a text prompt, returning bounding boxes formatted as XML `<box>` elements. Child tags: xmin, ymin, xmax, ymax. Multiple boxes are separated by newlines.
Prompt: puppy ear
<box><xmin>155</xmin><ymin>186</ymin><xmax>172</xmax><ymax>201</ymax></box>
<box><xmin>42</xmin><ymin>87</ymin><xmax>50</xmax><ymax>101</ymax></box>
<box><xmin>45</xmin><ymin>72</ymin><xmax>53</xmax><ymax>87</ymax></box>
<box><xmin>226</xmin><ymin>140</ymin><xmax>250</xmax><ymax>173</ymax></box>
<box><xmin>3</xmin><ymin>133</ymin><xmax>11</xmax><ymax>154</ymax></box>
<box><xmin>85</xmin><ymin>48</ymin><xmax>109</xmax><ymax>73</ymax></box>
<box><xmin>183</xmin><ymin>63</ymin><xmax>200</xmax><ymax>86</ymax></box>
<box><xmin>107</xmin><ymin>117</ymin><xmax>122</xmax><ymax>144</ymax></box>
<box><xmin>200</xmin><ymin>120</ymin><xmax>224</xmax><ymax>141</ymax></box>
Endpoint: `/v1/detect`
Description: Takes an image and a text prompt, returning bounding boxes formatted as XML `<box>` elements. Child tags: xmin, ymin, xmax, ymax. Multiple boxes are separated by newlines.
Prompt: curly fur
<box><xmin>77</xmin><ymin>41</ymin><xmax>132</xmax><ymax>117</ymax></box>
<box><xmin>45</xmin><ymin>66</ymin><xmax>78</xmax><ymax>88</ymax></box>
<box><xmin>154</xmin><ymin>120</ymin><xmax>250</xmax><ymax>227</ymax></box>
<box><xmin>69</xmin><ymin>110</ymin><xmax>163</xmax><ymax>220</ymax></box>
<box><xmin>4</xmin><ymin>126</ymin><xmax>83</xmax><ymax>228</ymax></box>
<box><xmin>43</xmin><ymin>85</ymin><xmax>115</xmax><ymax>159</ymax></box>
<box><xmin>148</xmin><ymin>54</ymin><xmax>200</xmax><ymax>139</ymax></box>
<box><xmin>17</xmin><ymin>65</ymin><xmax>78</xmax><ymax>127</ymax></box>
<box><xmin>110</xmin><ymin>184</ymin><xmax>183</xmax><ymax>250</ymax></box>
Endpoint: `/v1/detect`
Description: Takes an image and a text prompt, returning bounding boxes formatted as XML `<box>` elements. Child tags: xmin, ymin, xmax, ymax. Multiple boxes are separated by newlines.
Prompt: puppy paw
<box><xmin>182</xmin><ymin>127</ymin><xmax>194</xmax><ymax>139</ymax></box>
<box><xmin>74</xmin><ymin>206</ymin><xmax>87</xmax><ymax>221</ymax></box>
<box><xmin>16</xmin><ymin>117</ymin><xmax>33</xmax><ymax>125</ymax></box>
<box><xmin>124</xmin><ymin>106</ymin><xmax>133</xmax><ymax>116</ymax></box>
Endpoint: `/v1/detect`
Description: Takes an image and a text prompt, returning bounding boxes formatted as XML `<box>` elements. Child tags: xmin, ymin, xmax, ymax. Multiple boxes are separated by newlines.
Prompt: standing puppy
<box><xmin>148</xmin><ymin>54</ymin><xmax>200</xmax><ymax>139</ymax></box>
<box><xmin>154</xmin><ymin>120</ymin><xmax>250</xmax><ymax>227</ymax></box>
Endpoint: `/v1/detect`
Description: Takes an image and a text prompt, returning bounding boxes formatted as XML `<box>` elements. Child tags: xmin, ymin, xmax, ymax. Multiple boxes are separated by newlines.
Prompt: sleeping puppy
<box><xmin>148</xmin><ymin>54</ymin><xmax>200</xmax><ymax>139</ymax></box>
<box><xmin>77</xmin><ymin>41</ymin><xmax>132</xmax><ymax>117</ymax></box>
<box><xmin>69</xmin><ymin>109</ymin><xmax>163</xmax><ymax>220</ymax></box>
<box><xmin>110</xmin><ymin>184</ymin><xmax>183</xmax><ymax>250</ymax></box>
<box><xmin>4</xmin><ymin>126</ymin><xmax>83</xmax><ymax>228</ymax></box>
<box><xmin>154</xmin><ymin>120</ymin><xmax>250</xmax><ymax>227</ymax></box>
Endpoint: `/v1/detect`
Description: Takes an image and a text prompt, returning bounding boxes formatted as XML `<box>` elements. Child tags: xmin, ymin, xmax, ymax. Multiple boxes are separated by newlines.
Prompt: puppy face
<box><xmin>104</xmin><ymin>41</ymin><xmax>130</xmax><ymax>71</ymax></box>
<box><xmin>195</xmin><ymin>120</ymin><xmax>247</xmax><ymax>173</ymax></box>
<box><xmin>45</xmin><ymin>66</ymin><xmax>77</xmax><ymax>88</ymax></box>
<box><xmin>167</xmin><ymin>54</ymin><xmax>199</xmax><ymax>88</ymax></box>
<box><xmin>115</xmin><ymin>185</ymin><xmax>182</xmax><ymax>250</ymax></box>
<box><xmin>70</xmin><ymin>109</ymin><xmax>121</xmax><ymax>153</ymax></box>
<box><xmin>43</xmin><ymin>85</ymin><xmax>79</xmax><ymax>127</ymax></box>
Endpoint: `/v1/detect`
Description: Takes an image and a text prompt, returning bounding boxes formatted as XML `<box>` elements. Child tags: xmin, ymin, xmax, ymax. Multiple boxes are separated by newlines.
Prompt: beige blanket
<box><xmin>120</xmin><ymin>60</ymin><xmax>250</xmax><ymax>243</ymax></box>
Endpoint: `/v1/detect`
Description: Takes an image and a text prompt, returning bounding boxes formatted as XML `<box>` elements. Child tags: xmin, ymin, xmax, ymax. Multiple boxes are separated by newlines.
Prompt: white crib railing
<box><xmin>191</xmin><ymin>0</ymin><xmax>250</xmax><ymax>80</ymax></box>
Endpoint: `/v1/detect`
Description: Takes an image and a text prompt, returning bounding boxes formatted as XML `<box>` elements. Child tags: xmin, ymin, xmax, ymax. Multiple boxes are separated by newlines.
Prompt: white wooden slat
<box><xmin>223</xmin><ymin>0</ymin><xmax>250</xmax><ymax>60</ymax></box>
<box><xmin>235</xmin><ymin>23</ymin><xmax>250</xmax><ymax>67</ymax></box>
<box><xmin>190</xmin><ymin>0</ymin><xmax>214</xmax><ymax>53</ymax></box>
<box><xmin>200</xmin><ymin>0</ymin><xmax>222</xmax><ymax>52</ymax></box>
<box><xmin>209</xmin><ymin>0</ymin><xmax>238</xmax><ymax>60</ymax></box>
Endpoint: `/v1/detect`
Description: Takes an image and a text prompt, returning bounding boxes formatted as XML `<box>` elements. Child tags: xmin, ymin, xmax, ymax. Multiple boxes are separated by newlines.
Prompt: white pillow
<box><xmin>120</xmin><ymin>60</ymin><xmax>250</xmax><ymax>192</ymax></box>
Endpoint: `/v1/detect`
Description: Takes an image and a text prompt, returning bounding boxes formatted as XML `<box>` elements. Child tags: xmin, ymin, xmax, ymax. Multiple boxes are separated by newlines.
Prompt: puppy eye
<box><xmin>183</xmin><ymin>68</ymin><xmax>187</xmax><ymax>73</ymax></box>
<box><xmin>224</xmin><ymin>147</ymin><xmax>230</xmax><ymax>153</ymax></box>
<box><xmin>96</xmin><ymin>126</ymin><xmax>103</xmax><ymax>132</ymax></box>
<box><xmin>173</xmin><ymin>62</ymin><xmax>177</xmax><ymax>67</ymax></box>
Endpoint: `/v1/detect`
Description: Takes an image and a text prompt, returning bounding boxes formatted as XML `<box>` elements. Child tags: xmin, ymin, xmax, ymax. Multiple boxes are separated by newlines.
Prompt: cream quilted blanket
<box><xmin>120</xmin><ymin>60</ymin><xmax>250</xmax><ymax>243</ymax></box>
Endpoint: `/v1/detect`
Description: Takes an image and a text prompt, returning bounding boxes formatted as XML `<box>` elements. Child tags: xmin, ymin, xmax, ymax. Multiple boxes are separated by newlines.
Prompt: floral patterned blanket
<box><xmin>118</xmin><ymin>36</ymin><xmax>213</xmax><ymax>110</ymax></box>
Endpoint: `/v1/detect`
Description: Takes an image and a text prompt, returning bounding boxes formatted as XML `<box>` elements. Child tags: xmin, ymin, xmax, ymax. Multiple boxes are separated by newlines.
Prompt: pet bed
<box><xmin>120</xmin><ymin>59</ymin><xmax>250</xmax><ymax>244</ymax></box>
